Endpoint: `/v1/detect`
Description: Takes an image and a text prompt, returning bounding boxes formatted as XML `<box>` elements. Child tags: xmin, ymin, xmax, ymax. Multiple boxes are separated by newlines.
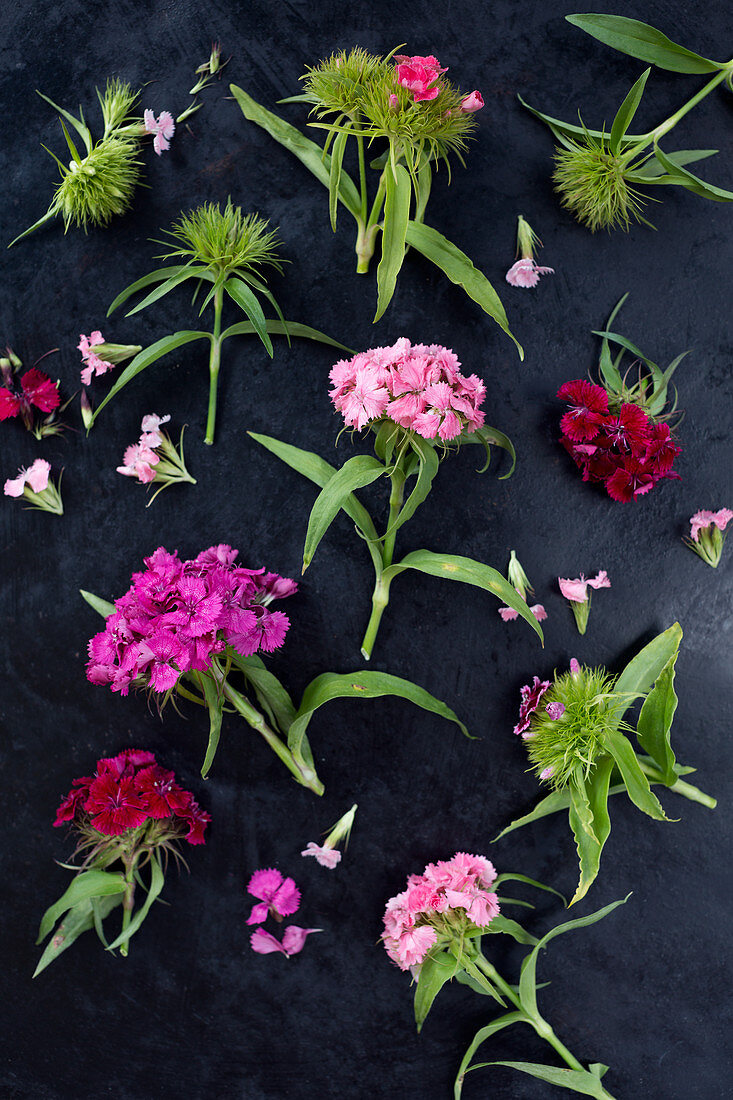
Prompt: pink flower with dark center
<box><xmin>246</xmin><ymin>868</ymin><xmax>301</xmax><ymax>925</ymax></box>
<box><xmin>179</xmin><ymin>798</ymin><xmax>210</xmax><ymax>845</ymax></box>
<box><xmin>394</xmin><ymin>54</ymin><xmax>447</xmax><ymax>103</ymax></box>
<box><xmin>600</xmin><ymin>403</ymin><xmax>651</xmax><ymax>452</ymax></box>
<box><xmin>136</xmin><ymin>765</ymin><xmax>191</xmax><ymax>818</ymax></box>
<box><xmin>461</xmin><ymin>90</ymin><xmax>484</xmax><ymax>113</ymax></box>
<box><xmin>165</xmin><ymin>576</ymin><xmax>223</xmax><ymax>637</ymax></box>
<box><xmin>300</xmin><ymin>842</ymin><xmax>341</xmax><ymax>869</ymax></box>
<box><xmin>143</xmin><ymin>631</ymin><xmax>189</xmax><ymax>691</ymax></box>
<box><xmin>19</xmin><ymin>369</ymin><xmax>60</xmax><ymax>413</ymax></box>
<box><xmin>53</xmin><ymin>779</ymin><xmax>93</xmax><ymax>826</ymax></box>
<box><xmin>0</xmin><ymin>388</ymin><xmax>20</xmax><ymax>420</ymax></box>
<box><xmin>506</xmin><ymin>257</ymin><xmax>554</xmax><ymax>289</ymax></box>
<box><xmin>513</xmin><ymin>676</ymin><xmax>551</xmax><ymax>736</ymax></box>
<box><xmin>396</xmin><ymin>925</ymin><xmax>438</xmax><ymax>966</ymax></box>
<box><xmin>605</xmin><ymin>458</ymin><xmax>657</xmax><ymax>503</ymax></box>
<box><xmin>143</xmin><ymin>109</ymin><xmax>175</xmax><ymax>155</ymax></box>
<box><xmin>558</xmin><ymin>380</ymin><xmax>609</xmax><ymax>442</ymax></box>
<box><xmin>84</xmin><ymin>774</ymin><xmax>149</xmax><ymax>836</ymax></box>
<box><xmin>645</xmin><ymin>422</ymin><xmax>681</xmax><ymax>474</ymax></box>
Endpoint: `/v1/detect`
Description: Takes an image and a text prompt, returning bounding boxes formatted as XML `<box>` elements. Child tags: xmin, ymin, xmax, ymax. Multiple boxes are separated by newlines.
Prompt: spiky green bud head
<box><xmin>507</xmin><ymin>550</ymin><xmax>533</xmax><ymax>599</ymax></box>
<box><xmin>99</xmin><ymin>79</ymin><xmax>140</xmax><ymax>136</ymax></box>
<box><xmin>525</xmin><ymin>665</ymin><xmax>623</xmax><ymax>789</ymax></box>
<box><xmin>552</xmin><ymin>132</ymin><xmax>647</xmax><ymax>232</ymax></box>
<box><xmin>54</xmin><ymin>137</ymin><xmax>141</xmax><ymax>231</ymax></box>
<box><xmin>302</xmin><ymin>47</ymin><xmax>389</xmax><ymax>118</ymax></box>
<box><xmin>160</xmin><ymin>199</ymin><xmax>284</xmax><ymax>279</ymax></box>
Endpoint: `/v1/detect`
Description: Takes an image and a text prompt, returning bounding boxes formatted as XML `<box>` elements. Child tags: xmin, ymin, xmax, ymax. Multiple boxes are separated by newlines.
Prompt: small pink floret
<box><xmin>300</xmin><ymin>842</ymin><xmax>341</xmax><ymax>869</ymax></box>
<box><xmin>690</xmin><ymin>508</ymin><xmax>733</xmax><ymax>541</ymax></box>
<box><xmin>144</xmin><ymin>109</ymin><xmax>175</xmax><ymax>155</ymax></box>
<box><xmin>506</xmin><ymin>258</ymin><xmax>554</xmax><ymax>288</ymax></box>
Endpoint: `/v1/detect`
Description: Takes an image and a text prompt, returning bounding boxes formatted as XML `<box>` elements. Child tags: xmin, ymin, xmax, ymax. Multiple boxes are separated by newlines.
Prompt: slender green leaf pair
<box><xmin>35</xmin><ymin>870</ymin><xmax>126</xmax><ymax>977</ymax></box>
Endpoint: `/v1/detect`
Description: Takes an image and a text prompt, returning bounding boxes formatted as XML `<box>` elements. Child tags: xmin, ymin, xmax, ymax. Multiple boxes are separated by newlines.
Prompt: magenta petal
<box><xmin>250</xmin><ymin>929</ymin><xmax>288</xmax><ymax>955</ymax></box>
<box><xmin>247</xmin><ymin>867</ymin><xmax>283</xmax><ymax>900</ymax></box>
<box><xmin>246</xmin><ymin>902</ymin><xmax>270</xmax><ymax>926</ymax></box>
<box><xmin>281</xmin><ymin>925</ymin><xmax>322</xmax><ymax>956</ymax></box>
<box><xmin>272</xmin><ymin>877</ymin><xmax>301</xmax><ymax>917</ymax></box>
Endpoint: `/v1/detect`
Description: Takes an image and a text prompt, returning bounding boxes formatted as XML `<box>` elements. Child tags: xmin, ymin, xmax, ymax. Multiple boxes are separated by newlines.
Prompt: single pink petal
<box><xmin>143</xmin><ymin>109</ymin><xmax>157</xmax><ymax>134</ymax></box>
<box><xmin>300</xmin><ymin>842</ymin><xmax>341</xmax><ymax>869</ymax></box>
<box><xmin>281</xmin><ymin>925</ymin><xmax>322</xmax><ymax>955</ymax></box>
<box><xmin>558</xmin><ymin>576</ymin><xmax>589</xmax><ymax>603</ymax></box>
<box><xmin>250</xmin><ymin>928</ymin><xmax>288</xmax><ymax>955</ymax></box>
<box><xmin>157</xmin><ymin>111</ymin><xmax>175</xmax><ymax>140</ymax></box>
<box><xmin>498</xmin><ymin>606</ymin><xmax>519</xmax><ymax>621</ymax></box>
<box><xmin>531</xmin><ymin>604</ymin><xmax>547</xmax><ymax>622</ymax></box>
<box><xmin>246</xmin><ymin>902</ymin><xmax>270</xmax><ymax>926</ymax></box>
<box><xmin>80</xmin><ymin>365</ymin><xmax>94</xmax><ymax>386</ymax></box>
<box><xmin>4</xmin><ymin>471</ymin><xmax>28</xmax><ymax>497</ymax></box>
<box><xmin>587</xmin><ymin>570</ymin><xmax>611</xmax><ymax>590</ymax></box>
<box><xmin>25</xmin><ymin>458</ymin><xmax>51</xmax><ymax>493</ymax></box>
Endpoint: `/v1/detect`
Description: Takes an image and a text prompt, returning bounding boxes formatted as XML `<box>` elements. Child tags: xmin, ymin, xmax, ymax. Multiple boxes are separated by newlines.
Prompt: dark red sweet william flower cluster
<box><xmin>558</xmin><ymin>380</ymin><xmax>681</xmax><ymax>502</ymax></box>
<box><xmin>53</xmin><ymin>748</ymin><xmax>210</xmax><ymax>843</ymax></box>
<box><xmin>0</xmin><ymin>366</ymin><xmax>60</xmax><ymax>430</ymax></box>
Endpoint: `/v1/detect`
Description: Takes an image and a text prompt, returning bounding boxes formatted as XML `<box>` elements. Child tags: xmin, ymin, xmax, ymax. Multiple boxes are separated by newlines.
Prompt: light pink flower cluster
<box><xmin>4</xmin><ymin>457</ymin><xmax>50</xmax><ymax>497</ymax></box>
<box><xmin>143</xmin><ymin>110</ymin><xmax>175</xmax><ymax>155</ymax></box>
<box><xmin>117</xmin><ymin>413</ymin><xmax>171</xmax><ymax>483</ymax></box>
<box><xmin>689</xmin><ymin>509</ymin><xmax>733</xmax><ymax>542</ymax></box>
<box><xmin>382</xmin><ymin>852</ymin><xmax>500</xmax><ymax>971</ymax></box>
<box><xmin>247</xmin><ymin>867</ymin><xmax>320</xmax><ymax>958</ymax></box>
<box><xmin>329</xmin><ymin>337</ymin><xmax>486</xmax><ymax>441</ymax></box>
<box><xmin>558</xmin><ymin>571</ymin><xmax>610</xmax><ymax>603</ymax></box>
<box><xmin>86</xmin><ymin>544</ymin><xmax>297</xmax><ymax>696</ymax></box>
<box><xmin>78</xmin><ymin>332</ymin><xmax>114</xmax><ymax>385</ymax></box>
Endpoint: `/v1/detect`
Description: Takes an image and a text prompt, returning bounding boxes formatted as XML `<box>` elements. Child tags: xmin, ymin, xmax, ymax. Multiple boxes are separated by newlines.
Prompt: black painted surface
<box><xmin>1</xmin><ymin>2</ymin><xmax>732</xmax><ymax>1097</ymax></box>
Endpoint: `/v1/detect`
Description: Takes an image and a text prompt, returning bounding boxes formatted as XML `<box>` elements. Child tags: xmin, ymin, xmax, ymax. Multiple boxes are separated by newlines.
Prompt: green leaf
<box><xmin>374</xmin><ymin>163</ymin><xmax>411</xmax><ymax>322</ymax></box>
<box><xmin>609</xmin><ymin>68</ymin><xmax>651</xmax><ymax>154</ymax></box>
<box><xmin>404</xmin><ymin>221</ymin><xmax>523</xmax><ymax>358</ymax></box>
<box><xmin>492</xmin><ymin>873</ymin><xmax>567</xmax><ymax>906</ymax></box>
<box><xmin>104</xmin><ymin>853</ymin><xmax>165</xmax><ymax>952</ymax></box>
<box><xmin>518</xmin><ymin>94</ymin><xmax>644</xmax><ymax>148</ymax></box>
<box><xmin>107</xmin><ymin>265</ymin><xmax>202</xmax><ymax>316</ymax></box>
<box><xmin>287</xmin><ymin>669</ymin><xmax>468</xmax><ymax>763</ymax></box>
<box><xmin>7</xmin><ymin>208</ymin><xmax>59</xmax><ymax>249</ymax></box>
<box><xmin>518</xmin><ymin>896</ymin><xmax>629</xmax><ymax>1018</ymax></box>
<box><xmin>597</xmin><ymin>294</ymin><xmax>629</xmax><ymax>390</ymax></box>
<box><xmin>652</xmin><ymin>143</ymin><xmax>733</xmax><ymax>202</ymax></box>
<box><xmin>388</xmin><ymin>435</ymin><xmax>439</xmax><ymax>536</ymax></box>
<box><xmin>34</xmin><ymin>897</ymin><xmax>122</xmax><ymax>977</ymax></box>
<box><xmin>193</xmin><ymin>672</ymin><xmax>225</xmax><ymax>778</ymax></box>
<box><xmin>230</xmin><ymin>85</ymin><xmax>362</xmax><ymax>220</ymax></box>
<box><xmin>477</xmin><ymin>425</ymin><xmax>517</xmax><ymax>478</ymax></box>
<box><xmin>227</xmin><ymin>651</ymin><xmax>297</xmax><ymax>734</ymax></box>
<box><xmin>373</xmin><ymin>420</ymin><xmax>399</xmax><ymax>467</ymax></box>
<box><xmin>123</xmin><ymin>266</ymin><xmax>214</xmax><ymax>317</ymax></box>
<box><xmin>414</xmin><ymin>159</ymin><xmax>432</xmax><ymax>225</ymax></box>
<box><xmin>636</xmin><ymin>650</ymin><xmax>679</xmax><ymax>785</ymax></box>
<box><xmin>37</xmin><ymin>870</ymin><xmax>126</xmax><ymax>943</ymax></box>
<box><xmin>224</xmin><ymin>277</ymin><xmax>273</xmax><ymax>356</ymax></box>
<box><xmin>248</xmin><ymin>434</ymin><xmax>381</xmax><ymax>573</ymax></box>
<box><xmin>565</xmin><ymin>15</ymin><xmax>724</xmax><ymax>73</ymax></box>
<box><xmin>591</xmin><ymin>329</ymin><xmax>659</xmax><ymax>376</ymax></box>
<box><xmin>89</xmin><ymin>331</ymin><xmax>212</xmax><ymax>426</ymax></box>
<box><xmin>484</xmin><ymin>914</ymin><xmax>539</xmax><ymax>946</ymax></box>
<box><xmin>220</xmin><ymin>318</ymin><xmax>351</xmax><ymax>351</ymax></box>
<box><xmin>612</xmin><ymin>623</ymin><xmax>683</xmax><ymax>724</ymax></box>
<box><xmin>493</xmin><ymin>787</ymin><xmax>572</xmax><ymax>841</ymax></box>
<box><xmin>454</xmin><ymin>1012</ymin><xmax>528</xmax><ymax>1098</ymax></box>
<box><xmin>568</xmin><ymin>764</ymin><xmax>613</xmax><ymax>906</ymax></box>
<box><xmin>383</xmin><ymin>550</ymin><xmax>544</xmax><ymax>643</ymax></box>
<box><xmin>627</xmin><ymin>149</ymin><xmax>718</xmax><ymax>180</ymax></box>
<box><xmin>645</xmin><ymin>351</ymin><xmax>689</xmax><ymax>417</ymax></box>
<box><xmin>468</xmin><ymin>1060</ymin><xmax>612</xmax><ymax>1097</ymax></box>
<box><xmin>80</xmin><ymin>589</ymin><xmax>115</xmax><ymax>618</ymax></box>
<box><xmin>37</xmin><ymin>90</ymin><xmax>93</xmax><ymax>154</ymax></box>
<box><xmin>328</xmin><ymin>129</ymin><xmax>349</xmax><ymax>231</ymax></box>
<box><xmin>302</xmin><ymin>455</ymin><xmax>386</xmax><ymax>571</ymax></box>
<box><xmin>604</xmin><ymin>727</ymin><xmax>670</xmax><ymax>820</ymax></box>
<box><xmin>414</xmin><ymin>949</ymin><xmax>459</xmax><ymax>1031</ymax></box>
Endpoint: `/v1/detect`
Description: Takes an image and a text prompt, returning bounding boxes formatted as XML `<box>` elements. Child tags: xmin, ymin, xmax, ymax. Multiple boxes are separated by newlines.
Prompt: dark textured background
<box><xmin>1</xmin><ymin>1</ymin><xmax>732</xmax><ymax>1097</ymax></box>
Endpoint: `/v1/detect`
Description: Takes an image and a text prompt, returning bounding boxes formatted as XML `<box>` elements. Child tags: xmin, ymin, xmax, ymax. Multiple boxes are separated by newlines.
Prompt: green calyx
<box><xmin>54</xmin><ymin>137</ymin><xmax>141</xmax><ymax>230</ymax></box>
<box><xmin>525</xmin><ymin>666</ymin><xmax>622</xmax><ymax>788</ymax></box>
<box><xmin>160</xmin><ymin>199</ymin><xmax>284</xmax><ymax>280</ymax></box>
<box><xmin>553</xmin><ymin>131</ymin><xmax>649</xmax><ymax>232</ymax></box>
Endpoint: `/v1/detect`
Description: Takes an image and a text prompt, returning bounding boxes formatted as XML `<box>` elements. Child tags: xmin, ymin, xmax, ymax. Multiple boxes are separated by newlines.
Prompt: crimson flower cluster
<box><xmin>53</xmin><ymin>748</ymin><xmax>210</xmax><ymax>843</ymax></box>
<box><xmin>86</xmin><ymin>544</ymin><xmax>297</xmax><ymax>696</ymax></box>
<box><xmin>558</xmin><ymin>380</ymin><xmax>681</xmax><ymax>502</ymax></box>
<box><xmin>0</xmin><ymin>364</ymin><xmax>60</xmax><ymax>432</ymax></box>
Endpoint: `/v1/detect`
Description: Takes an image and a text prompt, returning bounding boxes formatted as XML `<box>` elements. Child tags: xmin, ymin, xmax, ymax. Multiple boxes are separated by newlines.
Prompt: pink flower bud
<box><xmin>461</xmin><ymin>90</ymin><xmax>484</xmax><ymax>113</ymax></box>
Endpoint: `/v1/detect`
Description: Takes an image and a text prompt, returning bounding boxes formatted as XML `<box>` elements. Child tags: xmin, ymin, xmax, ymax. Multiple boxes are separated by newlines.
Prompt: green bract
<box><xmin>88</xmin><ymin>199</ymin><xmax>350</xmax><ymax>445</ymax></box>
<box><xmin>522</xmin><ymin>15</ymin><xmax>733</xmax><ymax>231</ymax></box>
<box><xmin>496</xmin><ymin>624</ymin><xmax>716</xmax><ymax>905</ymax></box>
<box><xmin>231</xmin><ymin>47</ymin><xmax>522</xmax><ymax>352</ymax></box>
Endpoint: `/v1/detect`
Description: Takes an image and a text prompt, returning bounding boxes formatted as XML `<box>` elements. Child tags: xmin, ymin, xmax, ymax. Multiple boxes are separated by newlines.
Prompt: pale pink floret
<box><xmin>690</xmin><ymin>508</ymin><xmax>733</xmax><ymax>541</ymax></box>
<box><xmin>558</xmin><ymin>570</ymin><xmax>610</xmax><ymax>603</ymax></box>
<box><xmin>25</xmin><ymin>458</ymin><xmax>51</xmax><ymax>493</ymax></box>
<box><xmin>540</xmin><ymin>766</ymin><xmax>555</xmax><ymax>781</ymax></box>
<box><xmin>499</xmin><ymin>603</ymin><xmax>546</xmax><ymax>622</ymax></box>
<box><xmin>144</xmin><ymin>109</ymin><xmax>175</xmax><ymax>155</ymax></box>
<box><xmin>78</xmin><ymin>330</ymin><xmax>114</xmax><ymax>385</ymax></box>
<box><xmin>396</xmin><ymin>925</ymin><xmax>437</xmax><ymax>967</ymax></box>
<box><xmin>505</xmin><ymin>258</ymin><xmax>554</xmax><ymax>289</ymax></box>
<box><xmin>4</xmin><ymin>471</ymin><xmax>28</xmax><ymax>497</ymax></box>
<box><xmin>461</xmin><ymin>90</ymin><xmax>484</xmax><ymax>113</ymax></box>
<box><xmin>300</xmin><ymin>842</ymin><xmax>341</xmax><ymax>869</ymax></box>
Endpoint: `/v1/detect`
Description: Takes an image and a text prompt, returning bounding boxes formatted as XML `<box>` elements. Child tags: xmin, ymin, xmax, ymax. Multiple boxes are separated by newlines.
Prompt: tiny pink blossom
<box><xmin>250</xmin><ymin>928</ymin><xmax>288</xmax><ymax>955</ymax></box>
<box><xmin>569</xmin><ymin>658</ymin><xmax>581</xmax><ymax>676</ymax></box>
<box><xmin>25</xmin><ymin>458</ymin><xmax>51</xmax><ymax>493</ymax></box>
<box><xmin>281</xmin><ymin>926</ymin><xmax>321</xmax><ymax>955</ymax></box>
<box><xmin>396</xmin><ymin>925</ymin><xmax>437</xmax><ymax>966</ymax></box>
<box><xmin>246</xmin><ymin>867</ymin><xmax>300</xmax><ymax>924</ymax></box>
<box><xmin>388</xmin><ymin>93</ymin><xmax>399</xmax><ymax>109</ymax></box>
<box><xmin>690</xmin><ymin>508</ymin><xmax>733</xmax><ymax>541</ymax></box>
<box><xmin>506</xmin><ymin>257</ymin><xmax>555</xmax><ymax>289</ymax></box>
<box><xmin>540</xmin><ymin>766</ymin><xmax>555</xmax><ymax>781</ymax></box>
<box><xmin>545</xmin><ymin>701</ymin><xmax>565</xmax><ymax>720</ymax></box>
<box><xmin>78</xmin><ymin>331</ymin><xmax>114</xmax><ymax>385</ymax></box>
<box><xmin>461</xmin><ymin>90</ymin><xmax>484</xmax><ymax>113</ymax></box>
<box><xmin>300</xmin><ymin>842</ymin><xmax>341</xmax><ymax>869</ymax></box>
<box><xmin>587</xmin><ymin>570</ymin><xmax>611</xmax><ymax>590</ymax></box>
<box><xmin>4</xmin><ymin>470</ymin><xmax>28</xmax><ymax>497</ymax></box>
<box><xmin>144</xmin><ymin>109</ymin><xmax>175</xmax><ymax>155</ymax></box>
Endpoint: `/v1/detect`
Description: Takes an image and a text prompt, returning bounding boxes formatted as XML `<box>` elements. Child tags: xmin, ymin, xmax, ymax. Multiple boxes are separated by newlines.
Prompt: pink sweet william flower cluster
<box><xmin>394</xmin><ymin>54</ymin><xmax>447</xmax><ymax>102</ymax></box>
<box><xmin>78</xmin><ymin>332</ymin><xmax>114</xmax><ymax>385</ymax></box>
<box><xmin>247</xmin><ymin>868</ymin><xmax>320</xmax><ymax>958</ymax></box>
<box><xmin>382</xmin><ymin>852</ymin><xmax>500</xmax><ymax>971</ymax></box>
<box><xmin>558</xmin><ymin>380</ymin><xmax>681</xmax><ymax>502</ymax></box>
<box><xmin>86</xmin><ymin>544</ymin><xmax>297</xmax><ymax>696</ymax></box>
<box><xmin>53</xmin><ymin>748</ymin><xmax>209</xmax><ymax>843</ymax></box>
<box><xmin>329</xmin><ymin>337</ymin><xmax>486</xmax><ymax>441</ymax></box>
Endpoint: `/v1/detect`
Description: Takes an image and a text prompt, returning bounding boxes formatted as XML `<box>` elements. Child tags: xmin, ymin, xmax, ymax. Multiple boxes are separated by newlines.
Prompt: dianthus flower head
<box><xmin>685</xmin><ymin>507</ymin><xmax>733</xmax><ymax>568</ymax></box>
<box><xmin>394</xmin><ymin>54</ymin><xmax>448</xmax><ymax>102</ymax></box>
<box><xmin>143</xmin><ymin>109</ymin><xmax>175</xmax><ymax>155</ymax></box>
<box><xmin>246</xmin><ymin>867</ymin><xmax>301</xmax><ymax>925</ymax></box>
<box><xmin>381</xmin><ymin>851</ymin><xmax>500</xmax><ymax>971</ymax></box>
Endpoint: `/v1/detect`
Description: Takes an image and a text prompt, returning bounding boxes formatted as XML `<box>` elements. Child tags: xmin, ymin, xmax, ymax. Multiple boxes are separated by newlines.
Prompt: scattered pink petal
<box><xmin>250</xmin><ymin>928</ymin><xmax>288</xmax><ymax>955</ymax></box>
<box><xmin>144</xmin><ymin>109</ymin><xmax>175</xmax><ymax>155</ymax></box>
<box><xmin>25</xmin><ymin>458</ymin><xmax>51</xmax><ymax>493</ymax></box>
<box><xmin>506</xmin><ymin>257</ymin><xmax>554</xmax><ymax>288</ymax></box>
<box><xmin>300</xmin><ymin>842</ymin><xmax>341</xmax><ymax>869</ymax></box>
<box><xmin>281</xmin><ymin>926</ymin><xmax>322</xmax><ymax>955</ymax></box>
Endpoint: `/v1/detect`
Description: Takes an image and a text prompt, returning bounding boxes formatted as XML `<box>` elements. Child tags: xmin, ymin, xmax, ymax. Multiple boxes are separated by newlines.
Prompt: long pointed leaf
<box><xmin>104</xmin><ymin>853</ymin><xmax>165</xmax><ymax>952</ymax></box>
<box><xmin>405</xmin><ymin>221</ymin><xmax>523</xmax><ymax>358</ymax></box>
<box><xmin>37</xmin><ymin>870</ymin><xmax>126</xmax><ymax>943</ymax></box>
<box><xmin>227</xmin><ymin>651</ymin><xmax>297</xmax><ymax>735</ymax></box>
<box><xmin>329</xmin><ymin>129</ymin><xmax>349</xmax><ymax>231</ymax></box>
<box><xmin>107</xmin><ymin>266</ymin><xmax>197</xmax><ymax>315</ymax></box>
<box><xmin>388</xmin><ymin>435</ymin><xmax>439</xmax><ymax>536</ymax></box>
<box><xmin>566</xmin><ymin>15</ymin><xmax>724</xmax><ymax>74</ymax></box>
<box><xmin>80</xmin><ymin>589</ymin><xmax>115</xmax><ymax>618</ymax></box>
<box><xmin>90</xmin><ymin>331</ymin><xmax>211</xmax><ymax>425</ymax></box>
<box><xmin>494</xmin><ymin>787</ymin><xmax>572</xmax><ymax>841</ymax></box>
<box><xmin>224</xmin><ymin>277</ymin><xmax>273</xmax><ymax>356</ymax></box>
<box><xmin>612</xmin><ymin>623</ymin><xmax>682</xmax><ymax>723</ymax></box>
<box><xmin>302</xmin><ymin>455</ymin><xmax>386</xmax><ymax>570</ymax></box>
<box><xmin>287</xmin><ymin>670</ymin><xmax>468</xmax><ymax>762</ymax></box>
<box><xmin>230</xmin><ymin>85</ymin><xmax>361</xmax><ymax>219</ymax></box>
<box><xmin>484</xmin><ymin>914</ymin><xmax>538</xmax><ymax>946</ymax></box>
<box><xmin>454</xmin><ymin>1012</ymin><xmax>528</xmax><ymax>1098</ymax></box>
<box><xmin>34</xmin><ymin>898</ymin><xmax>105</xmax><ymax>977</ymax></box>
<box><xmin>469</xmin><ymin>1060</ymin><xmax>612</xmax><ymax>1097</ymax></box>
<box><xmin>37</xmin><ymin>90</ymin><xmax>93</xmax><ymax>153</ymax></box>
<box><xmin>609</xmin><ymin>68</ymin><xmax>651</xmax><ymax>154</ymax></box>
<box><xmin>652</xmin><ymin>143</ymin><xmax>733</xmax><ymax>202</ymax></box>
<box><xmin>517</xmin><ymin>93</ymin><xmax>644</xmax><ymax>146</ymax></box>
<box><xmin>194</xmin><ymin>672</ymin><xmax>224</xmax><ymax>778</ymax></box>
<box><xmin>414</xmin><ymin>949</ymin><xmax>459</xmax><ymax>1031</ymax></box>
<box><xmin>374</xmin><ymin>163</ymin><xmax>411</xmax><ymax>322</ymax></box>
<box><xmin>124</xmin><ymin>266</ymin><xmax>213</xmax><ymax>317</ymax></box>
<box><xmin>604</xmin><ymin>728</ymin><xmax>669</xmax><ymax>820</ymax></box>
<box><xmin>627</xmin><ymin>148</ymin><xmax>718</xmax><ymax>180</ymax></box>
<box><xmin>636</xmin><ymin>651</ymin><xmax>679</xmax><ymax>785</ymax></box>
<box><xmin>220</xmin><ymin>318</ymin><xmax>351</xmax><ymax>351</ymax></box>
<box><xmin>383</xmin><ymin>550</ymin><xmax>543</xmax><ymax>642</ymax></box>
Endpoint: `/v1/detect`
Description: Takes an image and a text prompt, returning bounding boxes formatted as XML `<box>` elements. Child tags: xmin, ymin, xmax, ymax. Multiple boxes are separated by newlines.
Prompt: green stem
<box><xmin>205</xmin><ymin>289</ymin><xmax>223</xmax><ymax>445</ymax></box>
<box><xmin>360</xmin><ymin>461</ymin><xmax>406</xmax><ymax>660</ymax></box>
<box><xmin>356</xmin><ymin>172</ymin><xmax>387</xmax><ymax>273</ymax></box>
<box><xmin>119</xmin><ymin>858</ymin><xmax>136</xmax><ymax>959</ymax></box>
<box><xmin>475</xmin><ymin>954</ymin><xmax>616</xmax><ymax>1096</ymax></box>
<box><xmin>222</xmin><ymin>681</ymin><xmax>324</xmax><ymax>795</ymax></box>
<box><xmin>632</xmin><ymin>65</ymin><xmax>733</xmax><ymax>155</ymax></box>
<box><xmin>356</xmin><ymin>132</ymin><xmax>368</xmax><ymax>224</ymax></box>
<box><xmin>638</xmin><ymin>758</ymin><xmax>717</xmax><ymax>809</ymax></box>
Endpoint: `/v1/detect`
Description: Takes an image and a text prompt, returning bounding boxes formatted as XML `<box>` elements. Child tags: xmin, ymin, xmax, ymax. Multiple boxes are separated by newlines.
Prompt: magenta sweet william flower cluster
<box><xmin>382</xmin><ymin>852</ymin><xmax>500</xmax><ymax>970</ymax></box>
<box><xmin>53</xmin><ymin>748</ymin><xmax>210</xmax><ymax>843</ymax></box>
<box><xmin>558</xmin><ymin>379</ymin><xmax>681</xmax><ymax>502</ymax></box>
<box><xmin>86</xmin><ymin>544</ymin><xmax>297</xmax><ymax>696</ymax></box>
<box><xmin>329</xmin><ymin>337</ymin><xmax>486</xmax><ymax>440</ymax></box>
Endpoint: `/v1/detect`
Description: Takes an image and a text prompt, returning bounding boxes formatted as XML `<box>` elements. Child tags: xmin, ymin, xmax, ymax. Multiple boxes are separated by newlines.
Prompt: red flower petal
<box><xmin>20</xmin><ymin>368</ymin><xmax>60</xmax><ymax>412</ymax></box>
<box><xmin>0</xmin><ymin>388</ymin><xmax>21</xmax><ymax>420</ymax></box>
